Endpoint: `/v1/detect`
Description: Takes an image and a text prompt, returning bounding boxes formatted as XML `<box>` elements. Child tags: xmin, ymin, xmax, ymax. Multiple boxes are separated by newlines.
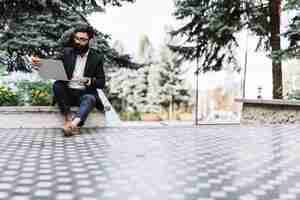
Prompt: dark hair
<box><xmin>73</xmin><ymin>25</ymin><xmax>95</xmax><ymax>39</ymax></box>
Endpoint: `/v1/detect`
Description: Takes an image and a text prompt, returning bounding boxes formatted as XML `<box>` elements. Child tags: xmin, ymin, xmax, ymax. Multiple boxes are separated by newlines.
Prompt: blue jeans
<box><xmin>53</xmin><ymin>80</ymin><xmax>96</xmax><ymax>126</ymax></box>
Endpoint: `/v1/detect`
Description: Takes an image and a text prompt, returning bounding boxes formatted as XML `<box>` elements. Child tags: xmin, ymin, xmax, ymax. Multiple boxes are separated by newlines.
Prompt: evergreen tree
<box><xmin>0</xmin><ymin>10</ymin><xmax>138</xmax><ymax>71</ymax></box>
<box><xmin>170</xmin><ymin>0</ymin><xmax>284</xmax><ymax>99</ymax></box>
<box><xmin>0</xmin><ymin>0</ymin><xmax>138</xmax><ymax>70</ymax></box>
<box><xmin>157</xmin><ymin>45</ymin><xmax>190</xmax><ymax>112</ymax></box>
<box><xmin>283</xmin><ymin>1</ymin><xmax>300</xmax><ymax>59</ymax></box>
<box><xmin>0</xmin><ymin>12</ymin><xmax>84</xmax><ymax>57</ymax></box>
<box><xmin>145</xmin><ymin>64</ymin><xmax>162</xmax><ymax>113</ymax></box>
<box><xmin>0</xmin><ymin>0</ymin><xmax>135</xmax><ymax>29</ymax></box>
<box><xmin>137</xmin><ymin>34</ymin><xmax>155</xmax><ymax>64</ymax></box>
<box><xmin>131</xmin><ymin>34</ymin><xmax>156</xmax><ymax>112</ymax></box>
<box><xmin>108</xmin><ymin>68</ymin><xmax>138</xmax><ymax>112</ymax></box>
<box><xmin>133</xmin><ymin>66</ymin><xmax>150</xmax><ymax>112</ymax></box>
<box><xmin>107</xmin><ymin>40</ymin><xmax>138</xmax><ymax>112</ymax></box>
<box><xmin>107</xmin><ymin>34</ymin><xmax>191</xmax><ymax>114</ymax></box>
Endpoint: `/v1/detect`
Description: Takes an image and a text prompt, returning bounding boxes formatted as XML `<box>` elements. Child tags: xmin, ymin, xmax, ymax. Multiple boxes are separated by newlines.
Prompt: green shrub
<box><xmin>29</xmin><ymin>82</ymin><xmax>53</xmax><ymax>106</ymax></box>
<box><xmin>120</xmin><ymin>112</ymin><xmax>141</xmax><ymax>121</ymax></box>
<box><xmin>0</xmin><ymin>85</ymin><xmax>19</xmax><ymax>106</ymax></box>
<box><xmin>30</xmin><ymin>89</ymin><xmax>52</xmax><ymax>106</ymax></box>
<box><xmin>16</xmin><ymin>80</ymin><xmax>53</xmax><ymax>106</ymax></box>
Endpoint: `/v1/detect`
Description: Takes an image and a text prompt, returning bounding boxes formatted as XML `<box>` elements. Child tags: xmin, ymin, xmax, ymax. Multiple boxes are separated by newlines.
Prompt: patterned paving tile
<box><xmin>0</xmin><ymin>125</ymin><xmax>300</xmax><ymax>199</ymax></box>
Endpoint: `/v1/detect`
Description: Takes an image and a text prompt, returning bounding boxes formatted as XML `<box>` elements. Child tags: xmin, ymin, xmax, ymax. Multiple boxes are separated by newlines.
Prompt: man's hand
<box><xmin>80</xmin><ymin>78</ymin><xmax>91</xmax><ymax>87</ymax></box>
<box><xmin>31</xmin><ymin>56</ymin><xmax>42</xmax><ymax>70</ymax></box>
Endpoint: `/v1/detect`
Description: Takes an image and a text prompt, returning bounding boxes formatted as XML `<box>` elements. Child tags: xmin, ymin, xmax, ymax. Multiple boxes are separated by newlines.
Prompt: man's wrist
<box><xmin>91</xmin><ymin>78</ymin><xmax>97</xmax><ymax>88</ymax></box>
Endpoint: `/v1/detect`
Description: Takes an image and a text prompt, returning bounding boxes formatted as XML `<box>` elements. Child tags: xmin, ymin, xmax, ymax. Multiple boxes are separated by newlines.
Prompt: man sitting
<box><xmin>32</xmin><ymin>25</ymin><xmax>105</xmax><ymax>136</ymax></box>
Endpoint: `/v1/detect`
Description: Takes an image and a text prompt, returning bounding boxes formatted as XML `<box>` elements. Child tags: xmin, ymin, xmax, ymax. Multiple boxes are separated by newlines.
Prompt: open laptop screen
<box><xmin>39</xmin><ymin>59</ymin><xmax>69</xmax><ymax>81</ymax></box>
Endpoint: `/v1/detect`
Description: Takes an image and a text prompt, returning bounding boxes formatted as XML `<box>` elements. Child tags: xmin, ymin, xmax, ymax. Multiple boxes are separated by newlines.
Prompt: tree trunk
<box><xmin>270</xmin><ymin>0</ymin><xmax>283</xmax><ymax>99</ymax></box>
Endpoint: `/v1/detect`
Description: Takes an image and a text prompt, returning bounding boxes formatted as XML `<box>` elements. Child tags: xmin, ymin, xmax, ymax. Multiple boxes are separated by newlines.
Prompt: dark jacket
<box><xmin>58</xmin><ymin>47</ymin><xmax>106</xmax><ymax>111</ymax></box>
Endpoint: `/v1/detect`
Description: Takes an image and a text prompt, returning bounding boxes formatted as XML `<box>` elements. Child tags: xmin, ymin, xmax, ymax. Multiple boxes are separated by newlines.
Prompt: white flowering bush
<box><xmin>0</xmin><ymin>71</ymin><xmax>43</xmax><ymax>85</ymax></box>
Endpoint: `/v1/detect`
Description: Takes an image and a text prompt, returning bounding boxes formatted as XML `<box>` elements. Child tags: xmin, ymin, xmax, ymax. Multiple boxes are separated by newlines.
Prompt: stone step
<box><xmin>0</xmin><ymin>106</ymin><xmax>105</xmax><ymax>128</ymax></box>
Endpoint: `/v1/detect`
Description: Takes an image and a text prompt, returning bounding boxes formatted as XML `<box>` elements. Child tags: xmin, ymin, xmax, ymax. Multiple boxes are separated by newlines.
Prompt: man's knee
<box><xmin>53</xmin><ymin>81</ymin><xmax>67</xmax><ymax>93</ymax></box>
<box><xmin>81</xmin><ymin>94</ymin><xmax>96</xmax><ymax>105</ymax></box>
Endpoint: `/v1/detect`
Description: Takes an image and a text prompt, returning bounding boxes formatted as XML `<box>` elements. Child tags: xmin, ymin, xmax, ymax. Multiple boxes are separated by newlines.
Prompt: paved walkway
<box><xmin>0</xmin><ymin>124</ymin><xmax>300</xmax><ymax>200</ymax></box>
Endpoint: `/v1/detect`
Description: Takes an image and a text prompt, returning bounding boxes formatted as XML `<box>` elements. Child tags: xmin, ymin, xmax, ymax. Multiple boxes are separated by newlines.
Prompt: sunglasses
<box><xmin>74</xmin><ymin>36</ymin><xmax>89</xmax><ymax>42</ymax></box>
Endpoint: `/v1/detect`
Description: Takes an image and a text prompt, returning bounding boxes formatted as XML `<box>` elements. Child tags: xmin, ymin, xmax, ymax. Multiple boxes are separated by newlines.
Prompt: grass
<box><xmin>120</xmin><ymin>111</ymin><xmax>193</xmax><ymax>121</ymax></box>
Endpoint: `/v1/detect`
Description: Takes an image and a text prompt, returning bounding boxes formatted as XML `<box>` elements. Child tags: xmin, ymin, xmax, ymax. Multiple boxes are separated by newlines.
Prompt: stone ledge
<box><xmin>235</xmin><ymin>98</ymin><xmax>300</xmax><ymax>106</ymax></box>
<box><xmin>0</xmin><ymin>106</ymin><xmax>84</xmax><ymax>112</ymax></box>
<box><xmin>0</xmin><ymin>106</ymin><xmax>105</xmax><ymax>128</ymax></box>
<box><xmin>235</xmin><ymin>98</ymin><xmax>300</xmax><ymax>124</ymax></box>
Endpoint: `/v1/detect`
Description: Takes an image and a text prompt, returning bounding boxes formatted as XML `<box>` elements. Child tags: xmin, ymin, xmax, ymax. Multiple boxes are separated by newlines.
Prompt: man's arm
<box><xmin>31</xmin><ymin>48</ymin><xmax>66</xmax><ymax>69</ymax></box>
<box><xmin>89</xmin><ymin>57</ymin><xmax>105</xmax><ymax>89</ymax></box>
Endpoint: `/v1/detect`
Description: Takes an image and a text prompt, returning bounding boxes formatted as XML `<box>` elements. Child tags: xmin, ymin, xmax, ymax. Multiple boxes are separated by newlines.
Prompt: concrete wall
<box><xmin>236</xmin><ymin>98</ymin><xmax>300</xmax><ymax>124</ymax></box>
<box><xmin>0</xmin><ymin>106</ymin><xmax>105</xmax><ymax>128</ymax></box>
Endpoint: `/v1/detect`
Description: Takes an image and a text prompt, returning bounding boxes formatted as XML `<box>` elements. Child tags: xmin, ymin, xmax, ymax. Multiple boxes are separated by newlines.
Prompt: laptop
<box><xmin>39</xmin><ymin>59</ymin><xmax>69</xmax><ymax>81</ymax></box>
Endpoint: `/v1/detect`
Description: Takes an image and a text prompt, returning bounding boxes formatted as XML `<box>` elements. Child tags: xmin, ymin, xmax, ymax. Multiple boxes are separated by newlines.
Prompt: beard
<box><xmin>73</xmin><ymin>42</ymin><xmax>89</xmax><ymax>55</ymax></box>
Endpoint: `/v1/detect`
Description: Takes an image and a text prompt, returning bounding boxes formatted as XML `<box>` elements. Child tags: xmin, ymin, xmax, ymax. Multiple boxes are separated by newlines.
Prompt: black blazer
<box><xmin>58</xmin><ymin>47</ymin><xmax>106</xmax><ymax>111</ymax></box>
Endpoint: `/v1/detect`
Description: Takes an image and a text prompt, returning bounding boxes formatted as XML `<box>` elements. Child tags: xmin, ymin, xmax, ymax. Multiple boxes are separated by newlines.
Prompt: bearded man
<box><xmin>32</xmin><ymin>25</ymin><xmax>105</xmax><ymax>136</ymax></box>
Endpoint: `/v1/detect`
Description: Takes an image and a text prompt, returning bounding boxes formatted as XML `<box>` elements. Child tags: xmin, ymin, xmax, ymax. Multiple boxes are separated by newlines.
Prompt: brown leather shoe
<box><xmin>63</xmin><ymin>113</ymin><xmax>73</xmax><ymax>137</ymax></box>
<box><xmin>71</xmin><ymin>126</ymin><xmax>81</xmax><ymax>135</ymax></box>
<box><xmin>63</xmin><ymin>121</ymin><xmax>73</xmax><ymax>137</ymax></box>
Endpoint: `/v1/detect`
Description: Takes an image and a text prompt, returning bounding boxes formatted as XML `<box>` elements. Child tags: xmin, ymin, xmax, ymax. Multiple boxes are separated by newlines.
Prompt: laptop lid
<box><xmin>39</xmin><ymin>59</ymin><xmax>69</xmax><ymax>81</ymax></box>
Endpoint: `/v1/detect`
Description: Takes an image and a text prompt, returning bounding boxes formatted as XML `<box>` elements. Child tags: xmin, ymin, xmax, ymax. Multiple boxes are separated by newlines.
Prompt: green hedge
<box><xmin>0</xmin><ymin>85</ymin><xmax>19</xmax><ymax>106</ymax></box>
<box><xmin>0</xmin><ymin>80</ymin><xmax>53</xmax><ymax>106</ymax></box>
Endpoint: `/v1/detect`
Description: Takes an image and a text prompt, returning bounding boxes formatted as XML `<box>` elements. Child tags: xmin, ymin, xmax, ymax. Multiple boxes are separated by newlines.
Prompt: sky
<box><xmin>88</xmin><ymin>0</ymin><xmax>176</xmax><ymax>57</ymax></box>
<box><xmin>88</xmin><ymin>0</ymin><xmax>295</xmax><ymax>100</ymax></box>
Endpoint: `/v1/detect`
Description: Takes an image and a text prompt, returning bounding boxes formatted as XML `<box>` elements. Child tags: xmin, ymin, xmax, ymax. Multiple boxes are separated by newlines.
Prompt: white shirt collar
<box><xmin>78</xmin><ymin>50</ymin><xmax>89</xmax><ymax>58</ymax></box>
